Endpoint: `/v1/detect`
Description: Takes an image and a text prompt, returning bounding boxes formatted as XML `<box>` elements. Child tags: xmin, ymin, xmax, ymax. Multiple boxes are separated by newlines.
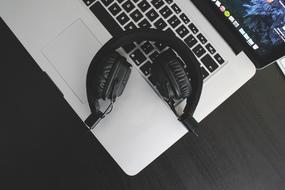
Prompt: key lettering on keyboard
<box><xmin>159</xmin><ymin>6</ymin><xmax>173</xmax><ymax>19</ymax></box>
<box><xmin>165</xmin><ymin>0</ymin><xmax>174</xmax><ymax>4</ymax></box>
<box><xmin>138</xmin><ymin>0</ymin><xmax>151</xmax><ymax>12</ymax></box>
<box><xmin>130</xmin><ymin>9</ymin><xmax>143</xmax><ymax>22</ymax></box>
<box><xmin>122</xmin><ymin>0</ymin><xmax>135</xmax><ymax>13</ymax></box>
<box><xmin>130</xmin><ymin>49</ymin><xmax>147</xmax><ymax>65</ymax></box>
<box><xmin>138</xmin><ymin>18</ymin><xmax>151</xmax><ymax>28</ymax></box>
<box><xmin>201</xmin><ymin>54</ymin><xmax>219</xmax><ymax>72</ymax></box>
<box><xmin>146</xmin><ymin>9</ymin><xmax>159</xmax><ymax>22</ymax></box>
<box><xmin>124</xmin><ymin>22</ymin><xmax>137</xmax><ymax>31</ymax></box>
<box><xmin>184</xmin><ymin>34</ymin><xmax>198</xmax><ymax>48</ymax></box>
<box><xmin>141</xmin><ymin>41</ymin><xmax>155</xmax><ymax>54</ymax></box>
<box><xmin>180</xmin><ymin>13</ymin><xmax>190</xmax><ymax>24</ymax></box>
<box><xmin>168</xmin><ymin>15</ymin><xmax>181</xmax><ymax>29</ymax></box>
<box><xmin>116</xmin><ymin>12</ymin><xmax>130</xmax><ymax>25</ymax></box>
<box><xmin>188</xmin><ymin>23</ymin><xmax>199</xmax><ymax>34</ymax></box>
<box><xmin>205</xmin><ymin>43</ymin><xmax>216</xmax><ymax>54</ymax></box>
<box><xmin>154</xmin><ymin>18</ymin><xmax>167</xmax><ymax>30</ymax></box>
<box><xmin>214</xmin><ymin>53</ymin><xmax>225</xmax><ymax>65</ymax></box>
<box><xmin>176</xmin><ymin>25</ymin><xmax>189</xmax><ymax>38</ymax></box>
<box><xmin>197</xmin><ymin>33</ymin><xmax>207</xmax><ymax>44</ymax></box>
<box><xmin>171</xmin><ymin>3</ymin><xmax>181</xmax><ymax>14</ymax></box>
<box><xmin>140</xmin><ymin>61</ymin><xmax>152</xmax><ymax>76</ymax></box>
<box><xmin>154</xmin><ymin>41</ymin><xmax>167</xmax><ymax>51</ymax></box>
<box><xmin>193</xmin><ymin>44</ymin><xmax>206</xmax><ymax>58</ymax></box>
<box><xmin>151</xmin><ymin>0</ymin><xmax>165</xmax><ymax>9</ymax></box>
<box><xmin>108</xmin><ymin>3</ymin><xmax>122</xmax><ymax>16</ymax></box>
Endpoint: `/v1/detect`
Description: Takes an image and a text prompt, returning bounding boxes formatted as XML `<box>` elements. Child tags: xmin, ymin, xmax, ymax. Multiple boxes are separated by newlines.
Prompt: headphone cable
<box><xmin>90</xmin><ymin>79</ymin><xmax>118</xmax><ymax>129</ymax></box>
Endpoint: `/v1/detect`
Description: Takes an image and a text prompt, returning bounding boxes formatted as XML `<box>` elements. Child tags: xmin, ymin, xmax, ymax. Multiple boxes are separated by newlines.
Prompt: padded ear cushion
<box><xmin>152</xmin><ymin>49</ymin><xmax>192</xmax><ymax>100</ymax></box>
<box><xmin>167</xmin><ymin>58</ymin><xmax>192</xmax><ymax>99</ymax></box>
<box><xmin>92</xmin><ymin>52</ymin><xmax>122</xmax><ymax>100</ymax></box>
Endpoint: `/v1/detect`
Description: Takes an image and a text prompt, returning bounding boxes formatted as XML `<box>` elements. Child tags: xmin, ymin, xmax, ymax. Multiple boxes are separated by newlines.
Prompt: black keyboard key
<box><xmin>214</xmin><ymin>53</ymin><xmax>225</xmax><ymax>65</ymax></box>
<box><xmin>149</xmin><ymin>51</ymin><xmax>160</xmax><ymax>62</ymax></box>
<box><xmin>138</xmin><ymin>0</ymin><xmax>151</xmax><ymax>12</ymax></box>
<box><xmin>159</xmin><ymin>6</ymin><xmax>173</xmax><ymax>19</ymax></box>
<box><xmin>122</xmin><ymin>0</ymin><xmax>135</xmax><ymax>13</ymax></box>
<box><xmin>90</xmin><ymin>2</ymin><xmax>124</xmax><ymax>36</ymax></box>
<box><xmin>201</xmin><ymin>54</ymin><xmax>219</xmax><ymax>72</ymax></box>
<box><xmin>141</xmin><ymin>41</ymin><xmax>154</xmax><ymax>54</ymax></box>
<box><xmin>154</xmin><ymin>18</ymin><xmax>167</xmax><ymax>30</ymax></box>
<box><xmin>124</xmin><ymin>22</ymin><xmax>137</xmax><ymax>30</ymax></box>
<box><xmin>138</xmin><ymin>18</ymin><xmax>151</xmax><ymax>28</ymax></box>
<box><xmin>133</xmin><ymin>0</ymin><xmax>140</xmax><ymax>3</ymax></box>
<box><xmin>168</xmin><ymin>15</ymin><xmax>181</xmax><ymax>28</ymax></box>
<box><xmin>205</xmin><ymin>43</ymin><xmax>216</xmax><ymax>54</ymax></box>
<box><xmin>189</xmin><ymin>23</ymin><xmax>199</xmax><ymax>34</ymax></box>
<box><xmin>130</xmin><ymin>49</ymin><xmax>147</xmax><ymax>65</ymax></box>
<box><xmin>151</xmin><ymin>0</ymin><xmax>165</xmax><ymax>9</ymax></box>
<box><xmin>108</xmin><ymin>3</ymin><xmax>122</xmax><ymax>16</ymax></box>
<box><xmin>140</xmin><ymin>61</ymin><xmax>152</xmax><ymax>76</ymax></box>
<box><xmin>201</xmin><ymin>67</ymin><xmax>209</xmax><ymax>79</ymax></box>
<box><xmin>176</xmin><ymin>25</ymin><xmax>189</xmax><ymax>38</ymax></box>
<box><xmin>123</xmin><ymin>43</ymin><xmax>136</xmax><ymax>53</ymax></box>
<box><xmin>165</xmin><ymin>0</ymin><xmax>173</xmax><ymax>4</ymax></box>
<box><xmin>117</xmin><ymin>0</ymin><xmax>125</xmax><ymax>3</ymax></box>
<box><xmin>171</xmin><ymin>4</ymin><xmax>181</xmax><ymax>14</ymax></box>
<box><xmin>83</xmin><ymin>0</ymin><xmax>95</xmax><ymax>6</ymax></box>
<box><xmin>101</xmin><ymin>0</ymin><xmax>113</xmax><ymax>7</ymax></box>
<box><xmin>116</xmin><ymin>12</ymin><xmax>130</xmax><ymax>25</ymax></box>
<box><xmin>130</xmin><ymin>9</ymin><xmax>143</xmax><ymax>22</ymax></box>
<box><xmin>180</xmin><ymin>13</ymin><xmax>190</xmax><ymax>24</ymax></box>
<box><xmin>193</xmin><ymin>44</ymin><xmax>206</xmax><ymax>58</ymax></box>
<box><xmin>184</xmin><ymin>34</ymin><xmax>198</xmax><ymax>48</ymax></box>
<box><xmin>154</xmin><ymin>42</ymin><xmax>167</xmax><ymax>51</ymax></box>
<box><xmin>197</xmin><ymin>33</ymin><xmax>207</xmax><ymax>44</ymax></box>
<box><xmin>146</xmin><ymin>9</ymin><xmax>159</xmax><ymax>22</ymax></box>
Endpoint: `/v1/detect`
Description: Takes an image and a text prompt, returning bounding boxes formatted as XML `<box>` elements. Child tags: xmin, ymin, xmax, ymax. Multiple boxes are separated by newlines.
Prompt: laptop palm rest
<box><xmin>42</xmin><ymin>19</ymin><xmax>101</xmax><ymax>103</ymax></box>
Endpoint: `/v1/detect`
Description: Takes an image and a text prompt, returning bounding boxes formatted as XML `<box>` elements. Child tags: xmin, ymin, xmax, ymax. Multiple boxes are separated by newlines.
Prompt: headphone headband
<box><xmin>86</xmin><ymin>29</ymin><xmax>203</xmax><ymax>127</ymax></box>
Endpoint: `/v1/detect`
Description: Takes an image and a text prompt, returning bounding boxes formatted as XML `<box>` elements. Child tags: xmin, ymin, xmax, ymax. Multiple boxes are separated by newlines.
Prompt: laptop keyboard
<box><xmin>82</xmin><ymin>0</ymin><xmax>226</xmax><ymax>83</ymax></box>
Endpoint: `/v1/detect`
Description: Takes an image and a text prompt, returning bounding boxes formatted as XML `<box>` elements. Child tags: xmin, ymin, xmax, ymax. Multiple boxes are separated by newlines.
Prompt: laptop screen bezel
<box><xmin>191</xmin><ymin>0</ymin><xmax>285</xmax><ymax>68</ymax></box>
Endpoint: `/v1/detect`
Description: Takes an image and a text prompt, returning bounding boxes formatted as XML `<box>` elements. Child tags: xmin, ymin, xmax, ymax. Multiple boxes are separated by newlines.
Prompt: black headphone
<box><xmin>85</xmin><ymin>29</ymin><xmax>203</xmax><ymax>135</ymax></box>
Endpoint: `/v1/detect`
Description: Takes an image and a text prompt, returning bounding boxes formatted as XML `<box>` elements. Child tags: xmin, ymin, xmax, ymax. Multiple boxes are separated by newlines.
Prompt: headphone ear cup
<box><xmin>92</xmin><ymin>52</ymin><xmax>130</xmax><ymax>100</ymax></box>
<box><xmin>152</xmin><ymin>50</ymin><xmax>192</xmax><ymax>100</ymax></box>
<box><xmin>152</xmin><ymin>63</ymin><xmax>175</xmax><ymax>99</ymax></box>
<box><xmin>168</xmin><ymin>57</ymin><xmax>192</xmax><ymax>99</ymax></box>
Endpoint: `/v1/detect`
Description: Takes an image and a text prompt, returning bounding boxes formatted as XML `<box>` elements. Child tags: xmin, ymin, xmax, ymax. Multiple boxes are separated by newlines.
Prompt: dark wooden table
<box><xmin>1</xmin><ymin>21</ymin><xmax>285</xmax><ymax>190</ymax></box>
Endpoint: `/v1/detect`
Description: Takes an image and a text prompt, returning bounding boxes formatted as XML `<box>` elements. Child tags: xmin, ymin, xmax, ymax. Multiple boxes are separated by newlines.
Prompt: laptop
<box><xmin>1</xmin><ymin>0</ymin><xmax>284</xmax><ymax>175</ymax></box>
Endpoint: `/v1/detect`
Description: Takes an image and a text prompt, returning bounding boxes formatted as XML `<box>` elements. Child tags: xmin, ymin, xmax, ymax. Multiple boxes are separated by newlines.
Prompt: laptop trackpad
<box><xmin>42</xmin><ymin>19</ymin><xmax>101</xmax><ymax>103</ymax></box>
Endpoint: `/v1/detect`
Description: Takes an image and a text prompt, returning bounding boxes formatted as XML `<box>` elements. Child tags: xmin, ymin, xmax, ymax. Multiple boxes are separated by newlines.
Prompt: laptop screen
<box><xmin>210</xmin><ymin>0</ymin><xmax>285</xmax><ymax>56</ymax></box>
